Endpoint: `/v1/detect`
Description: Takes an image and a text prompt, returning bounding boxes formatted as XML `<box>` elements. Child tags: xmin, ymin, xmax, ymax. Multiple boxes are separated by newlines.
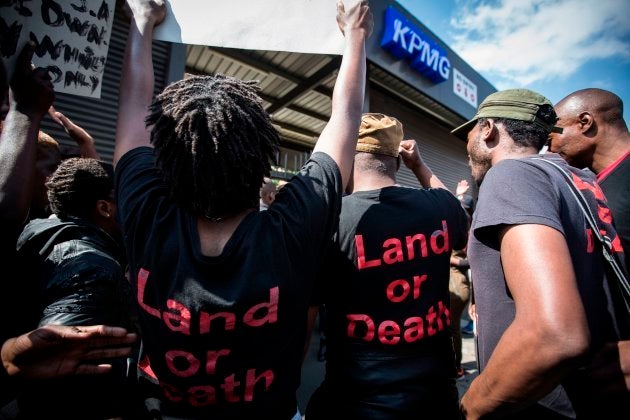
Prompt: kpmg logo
<box><xmin>380</xmin><ymin>6</ymin><xmax>450</xmax><ymax>83</ymax></box>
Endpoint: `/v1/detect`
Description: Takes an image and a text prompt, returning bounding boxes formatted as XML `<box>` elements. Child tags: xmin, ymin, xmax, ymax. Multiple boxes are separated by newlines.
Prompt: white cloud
<box><xmin>449</xmin><ymin>0</ymin><xmax>630</xmax><ymax>87</ymax></box>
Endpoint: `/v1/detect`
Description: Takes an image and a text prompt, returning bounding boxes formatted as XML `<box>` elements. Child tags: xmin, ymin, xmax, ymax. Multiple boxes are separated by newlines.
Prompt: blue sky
<box><xmin>397</xmin><ymin>0</ymin><xmax>630</xmax><ymax>123</ymax></box>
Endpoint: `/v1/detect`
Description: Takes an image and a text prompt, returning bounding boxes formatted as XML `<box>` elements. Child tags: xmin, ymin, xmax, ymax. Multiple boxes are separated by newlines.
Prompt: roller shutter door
<box><xmin>370</xmin><ymin>87</ymin><xmax>474</xmax><ymax>194</ymax></box>
<box><xmin>38</xmin><ymin>5</ymin><xmax>172</xmax><ymax>164</ymax></box>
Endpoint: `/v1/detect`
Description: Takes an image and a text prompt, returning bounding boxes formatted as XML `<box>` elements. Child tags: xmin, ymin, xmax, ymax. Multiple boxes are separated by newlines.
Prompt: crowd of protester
<box><xmin>0</xmin><ymin>0</ymin><xmax>628</xmax><ymax>419</ymax></box>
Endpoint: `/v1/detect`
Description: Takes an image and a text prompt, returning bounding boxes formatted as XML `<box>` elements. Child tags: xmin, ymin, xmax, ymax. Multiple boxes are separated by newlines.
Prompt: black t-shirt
<box><xmin>309</xmin><ymin>185</ymin><xmax>468</xmax><ymax>419</ymax></box>
<box><xmin>115</xmin><ymin>148</ymin><xmax>342</xmax><ymax>419</ymax></box>
<box><xmin>468</xmin><ymin>154</ymin><xmax>628</xmax><ymax>418</ymax></box>
<box><xmin>598</xmin><ymin>152</ymin><xmax>630</xmax><ymax>269</ymax></box>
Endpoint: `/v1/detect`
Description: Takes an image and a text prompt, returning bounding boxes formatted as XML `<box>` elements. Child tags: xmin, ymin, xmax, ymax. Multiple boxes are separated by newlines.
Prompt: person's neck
<box><xmin>197</xmin><ymin>208</ymin><xmax>256</xmax><ymax>257</ymax></box>
<box><xmin>492</xmin><ymin>145</ymin><xmax>539</xmax><ymax>166</ymax></box>
<box><xmin>591</xmin><ymin>132</ymin><xmax>630</xmax><ymax>174</ymax></box>
<box><xmin>349</xmin><ymin>172</ymin><xmax>396</xmax><ymax>193</ymax></box>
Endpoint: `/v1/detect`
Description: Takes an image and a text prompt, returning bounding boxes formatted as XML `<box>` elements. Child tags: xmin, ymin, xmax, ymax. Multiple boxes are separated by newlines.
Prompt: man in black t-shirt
<box><xmin>549</xmin><ymin>88</ymin><xmax>630</xmax><ymax>269</ymax></box>
<box><xmin>452</xmin><ymin>89</ymin><xmax>629</xmax><ymax>418</ymax></box>
<box><xmin>306</xmin><ymin>113</ymin><xmax>469</xmax><ymax>419</ymax></box>
<box><xmin>548</xmin><ymin>87</ymin><xmax>630</xmax><ymax>406</ymax></box>
<box><xmin>113</xmin><ymin>1</ymin><xmax>373</xmax><ymax>419</ymax></box>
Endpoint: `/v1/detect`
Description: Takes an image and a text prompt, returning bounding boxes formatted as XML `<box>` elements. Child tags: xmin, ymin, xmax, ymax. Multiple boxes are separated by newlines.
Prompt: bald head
<box><xmin>556</xmin><ymin>88</ymin><xmax>626</xmax><ymax>128</ymax></box>
<box><xmin>549</xmin><ymin>88</ymin><xmax>629</xmax><ymax>173</ymax></box>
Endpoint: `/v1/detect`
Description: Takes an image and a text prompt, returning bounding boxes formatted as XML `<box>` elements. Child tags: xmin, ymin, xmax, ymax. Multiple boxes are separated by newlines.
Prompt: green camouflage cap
<box><xmin>451</xmin><ymin>88</ymin><xmax>562</xmax><ymax>139</ymax></box>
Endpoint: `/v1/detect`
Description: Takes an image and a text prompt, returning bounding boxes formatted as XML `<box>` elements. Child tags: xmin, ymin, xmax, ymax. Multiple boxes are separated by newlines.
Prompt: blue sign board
<box><xmin>380</xmin><ymin>6</ymin><xmax>450</xmax><ymax>83</ymax></box>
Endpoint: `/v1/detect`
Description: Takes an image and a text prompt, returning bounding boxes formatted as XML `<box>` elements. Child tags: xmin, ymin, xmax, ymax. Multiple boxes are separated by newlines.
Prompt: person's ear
<box><xmin>577</xmin><ymin>111</ymin><xmax>594</xmax><ymax>134</ymax></box>
<box><xmin>479</xmin><ymin>119</ymin><xmax>497</xmax><ymax>142</ymax></box>
<box><xmin>96</xmin><ymin>199</ymin><xmax>113</xmax><ymax>219</ymax></box>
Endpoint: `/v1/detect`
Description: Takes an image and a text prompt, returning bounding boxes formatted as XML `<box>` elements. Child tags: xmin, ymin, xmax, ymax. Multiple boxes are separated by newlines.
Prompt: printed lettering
<box><xmin>188</xmin><ymin>385</ymin><xmax>216</xmax><ymax>407</ymax></box>
<box><xmin>206</xmin><ymin>349</ymin><xmax>231</xmax><ymax>375</ymax></box>
<box><xmin>159</xmin><ymin>368</ymin><xmax>275</xmax><ymax>406</ymax></box>
<box><xmin>420</xmin><ymin>41</ymin><xmax>439</xmax><ymax>71</ymax></box>
<box><xmin>403</xmin><ymin>317</ymin><xmax>424</xmax><ymax>342</ymax></box>
<box><xmin>356</xmin><ymin>234</ymin><xmax>381</xmax><ymax>269</ymax></box>
<box><xmin>392</xmin><ymin>19</ymin><xmax>409</xmax><ymax>50</ymax></box>
<box><xmin>243</xmin><ymin>286</ymin><xmax>279</xmax><ymax>327</ymax></box>
<box><xmin>346</xmin><ymin>314</ymin><xmax>375</xmax><ymax>341</ymax></box>
<box><xmin>161</xmin><ymin>381</ymin><xmax>184</xmax><ymax>403</ymax></box>
<box><xmin>346</xmin><ymin>301</ymin><xmax>449</xmax><ymax>344</ymax></box>
<box><xmin>407</xmin><ymin>32</ymin><xmax>422</xmax><ymax>55</ymax></box>
<box><xmin>386</xmin><ymin>279</ymin><xmax>410</xmax><ymax>303</ymax></box>
<box><xmin>138</xmin><ymin>268</ymin><xmax>280</xmax><ymax>334</ymax></box>
<box><xmin>406</xmin><ymin>232</ymin><xmax>429</xmax><ymax>259</ymax></box>
<box><xmin>380</xmin><ymin>7</ymin><xmax>450</xmax><ymax>83</ymax></box>
<box><xmin>244</xmin><ymin>369</ymin><xmax>274</xmax><ymax>402</ymax></box>
<box><xmin>356</xmin><ymin>221</ymin><xmax>451</xmax><ymax>270</ymax></box>
<box><xmin>430</xmin><ymin>220</ymin><xmax>450</xmax><ymax>254</ymax></box>
<box><xmin>164</xmin><ymin>299</ymin><xmax>191</xmax><ymax>334</ymax></box>
<box><xmin>137</xmin><ymin>268</ymin><xmax>161</xmax><ymax>318</ymax></box>
<box><xmin>221</xmin><ymin>374</ymin><xmax>240</xmax><ymax>403</ymax></box>
<box><xmin>165</xmin><ymin>350</ymin><xmax>200</xmax><ymax>378</ymax></box>
<box><xmin>199</xmin><ymin>311</ymin><xmax>237</xmax><ymax>334</ymax></box>
<box><xmin>386</xmin><ymin>274</ymin><xmax>427</xmax><ymax>303</ymax></box>
<box><xmin>383</xmin><ymin>238</ymin><xmax>404</xmax><ymax>264</ymax></box>
<box><xmin>378</xmin><ymin>320</ymin><xmax>401</xmax><ymax>345</ymax></box>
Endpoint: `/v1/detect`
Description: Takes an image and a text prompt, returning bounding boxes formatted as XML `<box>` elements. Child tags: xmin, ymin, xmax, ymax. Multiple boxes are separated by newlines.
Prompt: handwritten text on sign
<box><xmin>0</xmin><ymin>0</ymin><xmax>116</xmax><ymax>98</ymax></box>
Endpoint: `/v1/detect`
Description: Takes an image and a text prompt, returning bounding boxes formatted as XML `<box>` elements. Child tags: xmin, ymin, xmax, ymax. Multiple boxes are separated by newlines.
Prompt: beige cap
<box><xmin>356</xmin><ymin>113</ymin><xmax>404</xmax><ymax>157</ymax></box>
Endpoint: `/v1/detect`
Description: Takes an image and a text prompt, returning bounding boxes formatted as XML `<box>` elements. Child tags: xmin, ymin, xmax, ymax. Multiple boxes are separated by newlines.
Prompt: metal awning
<box><xmin>186</xmin><ymin>45</ymin><xmax>467</xmax><ymax>148</ymax></box>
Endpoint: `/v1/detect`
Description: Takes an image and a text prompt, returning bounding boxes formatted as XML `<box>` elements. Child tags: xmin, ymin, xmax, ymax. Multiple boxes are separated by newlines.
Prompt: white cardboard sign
<box><xmin>0</xmin><ymin>0</ymin><xmax>116</xmax><ymax>98</ymax></box>
<box><xmin>153</xmin><ymin>0</ymin><xmax>360</xmax><ymax>55</ymax></box>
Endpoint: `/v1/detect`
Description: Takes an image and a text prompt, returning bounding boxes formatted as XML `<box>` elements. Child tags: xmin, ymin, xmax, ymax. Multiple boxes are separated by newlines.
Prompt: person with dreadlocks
<box><xmin>113</xmin><ymin>0</ymin><xmax>372</xmax><ymax>418</ymax></box>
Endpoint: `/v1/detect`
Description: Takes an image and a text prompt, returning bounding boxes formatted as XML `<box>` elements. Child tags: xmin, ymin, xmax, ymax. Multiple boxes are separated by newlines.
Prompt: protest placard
<box><xmin>0</xmin><ymin>0</ymin><xmax>116</xmax><ymax>98</ymax></box>
<box><xmin>152</xmin><ymin>0</ymin><xmax>360</xmax><ymax>55</ymax></box>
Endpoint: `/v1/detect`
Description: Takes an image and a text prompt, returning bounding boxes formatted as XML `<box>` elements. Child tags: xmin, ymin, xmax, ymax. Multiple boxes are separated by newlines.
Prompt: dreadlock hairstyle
<box><xmin>46</xmin><ymin>158</ymin><xmax>114</xmax><ymax>219</ymax></box>
<box><xmin>145</xmin><ymin>74</ymin><xmax>280</xmax><ymax>220</ymax></box>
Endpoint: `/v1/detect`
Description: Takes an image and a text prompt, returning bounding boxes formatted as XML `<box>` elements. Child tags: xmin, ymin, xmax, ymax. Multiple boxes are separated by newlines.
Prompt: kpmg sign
<box><xmin>380</xmin><ymin>6</ymin><xmax>450</xmax><ymax>84</ymax></box>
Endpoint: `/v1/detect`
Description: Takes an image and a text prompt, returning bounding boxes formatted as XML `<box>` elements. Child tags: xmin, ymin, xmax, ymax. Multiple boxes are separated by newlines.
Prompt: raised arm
<box><xmin>113</xmin><ymin>0</ymin><xmax>166</xmax><ymax>167</ymax></box>
<box><xmin>49</xmin><ymin>107</ymin><xmax>100</xmax><ymax>159</ymax></box>
<box><xmin>399</xmin><ymin>139</ymin><xmax>447</xmax><ymax>189</ymax></box>
<box><xmin>312</xmin><ymin>0</ymin><xmax>373</xmax><ymax>188</ymax></box>
<box><xmin>0</xmin><ymin>43</ymin><xmax>54</xmax><ymax>231</ymax></box>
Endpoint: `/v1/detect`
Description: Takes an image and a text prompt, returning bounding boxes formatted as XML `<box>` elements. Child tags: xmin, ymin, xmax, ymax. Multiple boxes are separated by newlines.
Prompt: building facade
<box><xmin>41</xmin><ymin>0</ymin><xmax>495</xmax><ymax>193</ymax></box>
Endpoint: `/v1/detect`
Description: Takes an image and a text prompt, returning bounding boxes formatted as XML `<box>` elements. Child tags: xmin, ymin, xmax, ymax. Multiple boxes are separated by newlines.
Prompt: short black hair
<box><xmin>479</xmin><ymin>104</ymin><xmax>557</xmax><ymax>151</ymax></box>
<box><xmin>46</xmin><ymin>158</ymin><xmax>113</xmax><ymax>219</ymax></box>
<box><xmin>146</xmin><ymin>74</ymin><xmax>280</xmax><ymax>220</ymax></box>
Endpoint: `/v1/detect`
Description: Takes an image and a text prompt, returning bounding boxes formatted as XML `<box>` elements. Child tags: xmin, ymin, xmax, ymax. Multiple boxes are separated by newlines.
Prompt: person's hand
<box><xmin>456</xmin><ymin>179</ymin><xmax>470</xmax><ymax>197</ymax></box>
<box><xmin>125</xmin><ymin>0</ymin><xmax>166</xmax><ymax>26</ymax></box>
<box><xmin>336</xmin><ymin>0</ymin><xmax>373</xmax><ymax>39</ymax></box>
<box><xmin>1</xmin><ymin>324</ymin><xmax>138</xmax><ymax>379</ymax></box>
<box><xmin>48</xmin><ymin>106</ymin><xmax>100</xmax><ymax>158</ymax></box>
<box><xmin>399</xmin><ymin>139</ymin><xmax>423</xmax><ymax>171</ymax></box>
<box><xmin>468</xmin><ymin>303</ymin><xmax>477</xmax><ymax>336</ymax></box>
<box><xmin>9</xmin><ymin>42</ymin><xmax>54</xmax><ymax>116</ymax></box>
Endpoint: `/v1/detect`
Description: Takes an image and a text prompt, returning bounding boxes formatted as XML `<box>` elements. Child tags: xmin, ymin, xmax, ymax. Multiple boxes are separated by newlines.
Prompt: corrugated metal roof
<box><xmin>185</xmin><ymin>45</ymin><xmax>466</xmax><ymax>149</ymax></box>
